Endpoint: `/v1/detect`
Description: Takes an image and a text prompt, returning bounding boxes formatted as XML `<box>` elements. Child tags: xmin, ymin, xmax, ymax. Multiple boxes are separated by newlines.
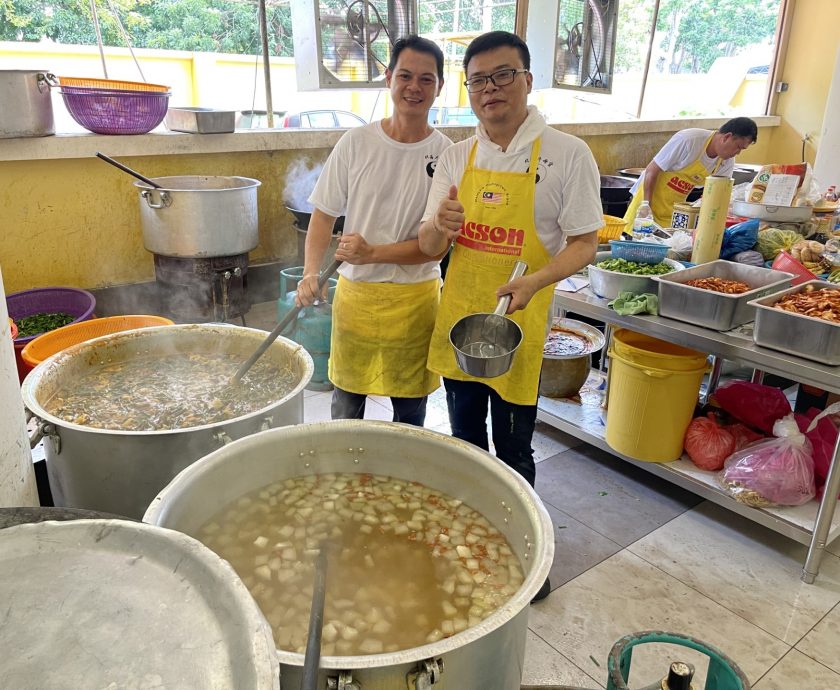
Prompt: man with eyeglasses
<box><xmin>297</xmin><ymin>35</ymin><xmax>451</xmax><ymax>425</ymax></box>
<box><xmin>419</xmin><ymin>31</ymin><xmax>602</xmax><ymax>602</ymax></box>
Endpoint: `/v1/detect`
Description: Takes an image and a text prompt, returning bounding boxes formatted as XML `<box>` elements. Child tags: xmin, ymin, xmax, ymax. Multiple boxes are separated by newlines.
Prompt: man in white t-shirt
<box><xmin>624</xmin><ymin>117</ymin><xmax>758</xmax><ymax>228</ymax></box>
<box><xmin>418</xmin><ymin>33</ymin><xmax>601</xmax><ymax>603</ymax></box>
<box><xmin>296</xmin><ymin>36</ymin><xmax>451</xmax><ymax>426</ymax></box>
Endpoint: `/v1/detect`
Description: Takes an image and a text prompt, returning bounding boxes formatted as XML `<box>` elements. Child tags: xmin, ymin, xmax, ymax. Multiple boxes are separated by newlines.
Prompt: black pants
<box><xmin>443</xmin><ymin>378</ymin><xmax>538</xmax><ymax>486</ymax></box>
<box><xmin>331</xmin><ymin>386</ymin><xmax>428</xmax><ymax>427</ymax></box>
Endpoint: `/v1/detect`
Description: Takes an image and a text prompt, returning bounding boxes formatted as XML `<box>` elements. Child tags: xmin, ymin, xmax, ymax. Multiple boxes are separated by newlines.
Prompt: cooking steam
<box><xmin>283</xmin><ymin>159</ymin><xmax>324</xmax><ymax>212</ymax></box>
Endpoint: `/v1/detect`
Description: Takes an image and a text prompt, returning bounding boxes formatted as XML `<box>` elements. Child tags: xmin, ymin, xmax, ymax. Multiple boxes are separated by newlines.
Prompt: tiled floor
<box><xmin>248</xmin><ymin>301</ymin><xmax>840</xmax><ymax>688</ymax></box>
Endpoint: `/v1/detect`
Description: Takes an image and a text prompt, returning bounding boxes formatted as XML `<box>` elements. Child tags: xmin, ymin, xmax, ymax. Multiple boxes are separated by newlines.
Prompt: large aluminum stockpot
<box><xmin>135</xmin><ymin>175</ymin><xmax>261</xmax><ymax>258</ymax></box>
<box><xmin>22</xmin><ymin>324</ymin><xmax>313</xmax><ymax>520</ymax></box>
<box><xmin>145</xmin><ymin>420</ymin><xmax>555</xmax><ymax>690</ymax></box>
<box><xmin>0</xmin><ymin>70</ymin><xmax>55</xmax><ymax>138</ymax></box>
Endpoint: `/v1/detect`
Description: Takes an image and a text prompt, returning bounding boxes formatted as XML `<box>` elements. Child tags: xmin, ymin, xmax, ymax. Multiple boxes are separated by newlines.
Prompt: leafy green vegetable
<box><xmin>16</xmin><ymin>312</ymin><xmax>75</xmax><ymax>338</ymax></box>
<box><xmin>595</xmin><ymin>258</ymin><xmax>674</xmax><ymax>276</ymax></box>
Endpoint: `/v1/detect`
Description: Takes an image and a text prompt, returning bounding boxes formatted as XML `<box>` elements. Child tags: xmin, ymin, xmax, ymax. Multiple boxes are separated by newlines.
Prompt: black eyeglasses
<box><xmin>463</xmin><ymin>68</ymin><xmax>528</xmax><ymax>93</ymax></box>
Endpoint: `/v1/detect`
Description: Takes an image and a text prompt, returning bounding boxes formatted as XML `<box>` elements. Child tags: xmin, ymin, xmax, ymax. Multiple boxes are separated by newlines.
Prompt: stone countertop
<box><xmin>0</xmin><ymin>115</ymin><xmax>780</xmax><ymax>163</ymax></box>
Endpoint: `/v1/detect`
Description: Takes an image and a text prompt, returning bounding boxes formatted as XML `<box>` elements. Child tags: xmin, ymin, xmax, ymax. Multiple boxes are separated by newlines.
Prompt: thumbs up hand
<box><xmin>433</xmin><ymin>184</ymin><xmax>465</xmax><ymax>241</ymax></box>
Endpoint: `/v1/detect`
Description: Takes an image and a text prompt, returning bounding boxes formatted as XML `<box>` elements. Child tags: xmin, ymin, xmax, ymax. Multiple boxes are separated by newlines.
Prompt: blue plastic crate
<box><xmin>609</xmin><ymin>240</ymin><xmax>669</xmax><ymax>264</ymax></box>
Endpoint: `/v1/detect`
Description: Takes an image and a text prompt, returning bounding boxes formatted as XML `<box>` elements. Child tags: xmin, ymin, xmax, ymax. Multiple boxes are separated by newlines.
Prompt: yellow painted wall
<box><xmin>766</xmin><ymin>0</ymin><xmax>840</xmax><ymax>164</ymax></box>
<box><xmin>0</xmin><ymin>149</ymin><xmax>333</xmax><ymax>294</ymax></box>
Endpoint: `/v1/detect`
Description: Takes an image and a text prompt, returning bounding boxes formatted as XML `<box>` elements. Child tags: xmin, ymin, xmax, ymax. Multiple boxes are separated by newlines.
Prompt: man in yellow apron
<box><xmin>297</xmin><ymin>36</ymin><xmax>450</xmax><ymax>425</ymax></box>
<box><xmin>623</xmin><ymin>117</ymin><xmax>757</xmax><ymax>229</ymax></box>
<box><xmin>419</xmin><ymin>33</ymin><xmax>603</xmax><ymax>600</ymax></box>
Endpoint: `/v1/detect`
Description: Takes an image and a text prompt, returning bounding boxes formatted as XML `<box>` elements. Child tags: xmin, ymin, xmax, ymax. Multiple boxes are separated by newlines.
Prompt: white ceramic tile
<box><xmin>528</xmin><ymin>550</ymin><xmax>789</xmax><ymax>688</ymax></box>
<box><xmin>522</xmin><ymin>630</ymin><xmax>600</xmax><ymax>688</ymax></box>
<box><xmin>303</xmin><ymin>391</ymin><xmax>332</xmax><ymax>422</ymax></box>
<box><xmin>796</xmin><ymin>601</ymin><xmax>840</xmax><ymax>674</ymax></box>
<box><xmin>532</xmin><ymin>419</ymin><xmax>584</xmax><ymax>463</ymax></box>
<box><xmin>753</xmin><ymin>649</ymin><xmax>840</xmax><ymax>689</ymax></box>
<box><xmin>628</xmin><ymin>501</ymin><xmax>840</xmax><ymax>644</ymax></box>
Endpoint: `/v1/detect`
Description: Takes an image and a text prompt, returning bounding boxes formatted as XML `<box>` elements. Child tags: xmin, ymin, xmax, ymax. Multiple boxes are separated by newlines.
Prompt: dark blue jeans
<box><xmin>443</xmin><ymin>378</ymin><xmax>537</xmax><ymax>486</ymax></box>
<box><xmin>331</xmin><ymin>386</ymin><xmax>428</xmax><ymax>427</ymax></box>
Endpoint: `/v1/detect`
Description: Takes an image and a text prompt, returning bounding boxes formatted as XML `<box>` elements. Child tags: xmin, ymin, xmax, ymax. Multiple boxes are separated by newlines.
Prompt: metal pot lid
<box><xmin>0</xmin><ymin>519</ymin><xmax>279</xmax><ymax>689</ymax></box>
<box><xmin>543</xmin><ymin>318</ymin><xmax>606</xmax><ymax>358</ymax></box>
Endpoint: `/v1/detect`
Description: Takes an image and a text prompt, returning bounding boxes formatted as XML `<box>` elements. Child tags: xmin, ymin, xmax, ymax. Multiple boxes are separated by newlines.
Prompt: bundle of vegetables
<box><xmin>756</xmin><ymin>227</ymin><xmax>802</xmax><ymax>260</ymax></box>
<box><xmin>15</xmin><ymin>312</ymin><xmax>75</xmax><ymax>339</ymax></box>
<box><xmin>827</xmin><ymin>270</ymin><xmax>840</xmax><ymax>284</ymax></box>
<box><xmin>594</xmin><ymin>258</ymin><xmax>674</xmax><ymax>276</ymax></box>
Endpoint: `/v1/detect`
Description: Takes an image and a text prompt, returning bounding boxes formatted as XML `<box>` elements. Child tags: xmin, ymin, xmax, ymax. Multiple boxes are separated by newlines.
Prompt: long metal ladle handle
<box><xmin>492</xmin><ymin>260</ymin><xmax>528</xmax><ymax>316</ymax></box>
<box><xmin>233</xmin><ymin>259</ymin><xmax>342</xmax><ymax>383</ymax></box>
<box><xmin>300</xmin><ymin>546</ymin><xmax>329</xmax><ymax>690</ymax></box>
<box><xmin>95</xmin><ymin>152</ymin><xmax>162</xmax><ymax>189</ymax></box>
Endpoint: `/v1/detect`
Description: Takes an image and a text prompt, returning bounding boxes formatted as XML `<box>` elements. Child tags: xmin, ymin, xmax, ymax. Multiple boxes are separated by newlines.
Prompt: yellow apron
<box><xmin>329</xmin><ymin>276</ymin><xmax>440</xmax><ymax>397</ymax></box>
<box><xmin>427</xmin><ymin>139</ymin><xmax>553</xmax><ymax>406</ymax></box>
<box><xmin>623</xmin><ymin>133</ymin><xmax>723</xmax><ymax>229</ymax></box>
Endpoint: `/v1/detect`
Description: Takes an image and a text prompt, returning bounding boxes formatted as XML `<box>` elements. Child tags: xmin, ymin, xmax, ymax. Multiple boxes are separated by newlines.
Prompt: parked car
<box><xmin>428</xmin><ymin>106</ymin><xmax>478</xmax><ymax>126</ymax></box>
<box><xmin>281</xmin><ymin>110</ymin><xmax>367</xmax><ymax>128</ymax></box>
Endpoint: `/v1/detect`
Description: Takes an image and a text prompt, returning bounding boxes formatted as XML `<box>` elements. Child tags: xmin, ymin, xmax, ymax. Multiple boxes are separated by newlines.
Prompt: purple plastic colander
<box><xmin>6</xmin><ymin>287</ymin><xmax>96</xmax><ymax>346</ymax></box>
<box><xmin>59</xmin><ymin>88</ymin><xmax>169</xmax><ymax>135</ymax></box>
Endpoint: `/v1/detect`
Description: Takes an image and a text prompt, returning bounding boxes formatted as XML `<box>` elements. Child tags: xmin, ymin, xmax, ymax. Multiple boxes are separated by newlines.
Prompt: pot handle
<box><xmin>40</xmin><ymin>72</ymin><xmax>59</xmax><ymax>91</ymax></box>
<box><xmin>28</xmin><ymin>417</ymin><xmax>61</xmax><ymax>453</ymax></box>
<box><xmin>213</xmin><ymin>430</ymin><xmax>233</xmax><ymax>447</ymax></box>
<box><xmin>492</xmin><ymin>260</ymin><xmax>528</xmax><ymax>316</ymax></box>
<box><xmin>141</xmin><ymin>189</ymin><xmax>172</xmax><ymax>209</ymax></box>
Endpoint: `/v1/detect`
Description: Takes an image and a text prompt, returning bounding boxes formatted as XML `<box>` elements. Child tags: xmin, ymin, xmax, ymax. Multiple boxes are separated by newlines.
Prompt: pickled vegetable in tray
<box><xmin>684</xmin><ymin>277</ymin><xmax>751</xmax><ymax>294</ymax></box>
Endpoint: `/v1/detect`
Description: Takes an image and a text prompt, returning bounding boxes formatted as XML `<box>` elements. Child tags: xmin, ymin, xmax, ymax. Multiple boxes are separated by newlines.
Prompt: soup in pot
<box><xmin>198</xmin><ymin>472</ymin><xmax>524</xmax><ymax>656</ymax></box>
<box><xmin>44</xmin><ymin>353</ymin><xmax>298</xmax><ymax>431</ymax></box>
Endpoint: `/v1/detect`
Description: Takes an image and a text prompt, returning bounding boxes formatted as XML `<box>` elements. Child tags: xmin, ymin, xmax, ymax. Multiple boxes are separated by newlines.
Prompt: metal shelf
<box><xmin>546</xmin><ymin>286</ymin><xmax>840</xmax><ymax>582</ymax></box>
<box><xmin>538</xmin><ymin>384</ymin><xmax>840</xmax><ymax>547</ymax></box>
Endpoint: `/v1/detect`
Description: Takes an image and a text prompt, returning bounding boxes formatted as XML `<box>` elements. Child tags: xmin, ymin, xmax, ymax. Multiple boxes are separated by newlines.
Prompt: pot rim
<box><xmin>144</xmin><ymin>420</ymin><xmax>555</xmax><ymax>670</ymax></box>
<box><xmin>133</xmin><ymin>176</ymin><xmax>262</xmax><ymax>192</ymax></box>
<box><xmin>21</xmin><ymin>323</ymin><xmax>313</xmax><ymax>437</ymax></box>
<box><xmin>543</xmin><ymin>317</ymin><xmax>606</xmax><ymax>358</ymax></box>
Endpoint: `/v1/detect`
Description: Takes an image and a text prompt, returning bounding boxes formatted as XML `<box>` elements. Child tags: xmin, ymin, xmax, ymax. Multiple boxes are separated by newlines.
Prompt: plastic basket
<box><xmin>21</xmin><ymin>315</ymin><xmax>174</xmax><ymax>369</ymax></box>
<box><xmin>59</xmin><ymin>88</ymin><xmax>170</xmax><ymax>135</ymax></box>
<box><xmin>609</xmin><ymin>240</ymin><xmax>669</xmax><ymax>264</ymax></box>
<box><xmin>598</xmin><ymin>215</ymin><xmax>627</xmax><ymax>243</ymax></box>
<box><xmin>771</xmin><ymin>251</ymin><xmax>818</xmax><ymax>286</ymax></box>
<box><xmin>57</xmin><ymin>75</ymin><xmax>170</xmax><ymax>93</ymax></box>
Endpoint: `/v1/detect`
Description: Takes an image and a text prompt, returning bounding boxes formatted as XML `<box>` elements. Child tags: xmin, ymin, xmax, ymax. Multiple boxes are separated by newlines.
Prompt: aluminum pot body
<box><xmin>0</xmin><ymin>70</ymin><xmax>55</xmax><ymax>138</ymax></box>
<box><xmin>540</xmin><ymin>318</ymin><xmax>606</xmax><ymax>398</ymax></box>
<box><xmin>145</xmin><ymin>420</ymin><xmax>555</xmax><ymax>690</ymax></box>
<box><xmin>136</xmin><ymin>176</ymin><xmax>261</xmax><ymax>258</ymax></box>
<box><xmin>21</xmin><ymin>324</ymin><xmax>313</xmax><ymax>520</ymax></box>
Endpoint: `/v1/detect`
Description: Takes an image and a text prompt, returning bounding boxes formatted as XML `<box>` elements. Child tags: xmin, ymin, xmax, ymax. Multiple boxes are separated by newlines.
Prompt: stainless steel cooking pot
<box><xmin>449</xmin><ymin>261</ymin><xmax>527</xmax><ymax>378</ymax></box>
<box><xmin>21</xmin><ymin>324</ymin><xmax>313</xmax><ymax>519</ymax></box>
<box><xmin>539</xmin><ymin>319</ymin><xmax>606</xmax><ymax>399</ymax></box>
<box><xmin>144</xmin><ymin>420</ymin><xmax>554</xmax><ymax>690</ymax></box>
<box><xmin>135</xmin><ymin>176</ymin><xmax>261</xmax><ymax>258</ymax></box>
<box><xmin>0</xmin><ymin>70</ymin><xmax>55</xmax><ymax>138</ymax></box>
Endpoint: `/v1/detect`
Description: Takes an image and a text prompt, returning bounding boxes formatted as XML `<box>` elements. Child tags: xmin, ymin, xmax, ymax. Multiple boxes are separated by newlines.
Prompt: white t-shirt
<box><xmin>630</xmin><ymin>128</ymin><xmax>735</xmax><ymax>194</ymax></box>
<box><xmin>422</xmin><ymin>106</ymin><xmax>603</xmax><ymax>255</ymax></box>
<box><xmin>309</xmin><ymin>121</ymin><xmax>452</xmax><ymax>283</ymax></box>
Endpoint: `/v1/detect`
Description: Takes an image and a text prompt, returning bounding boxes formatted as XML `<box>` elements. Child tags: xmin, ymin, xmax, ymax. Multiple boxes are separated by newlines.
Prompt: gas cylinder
<box><xmin>277</xmin><ymin>266</ymin><xmax>337</xmax><ymax>391</ymax></box>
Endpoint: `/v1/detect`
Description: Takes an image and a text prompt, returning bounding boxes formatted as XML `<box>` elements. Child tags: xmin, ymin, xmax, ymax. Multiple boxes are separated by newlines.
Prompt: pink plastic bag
<box><xmin>720</xmin><ymin>415</ymin><xmax>815</xmax><ymax>507</ymax></box>
<box><xmin>713</xmin><ymin>381</ymin><xmax>791</xmax><ymax>434</ymax></box>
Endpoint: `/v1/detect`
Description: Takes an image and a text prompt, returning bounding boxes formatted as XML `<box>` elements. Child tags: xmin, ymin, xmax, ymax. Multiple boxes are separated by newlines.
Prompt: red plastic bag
<box><xmin>720</xmin><ymin>415</ymin><xmax>815</xmax><ymax>507</ymax></box>
<box><xmin>685</xmin><ymin>413</ymin><xmax>736</xmax><ymax>471</ymax></box>
<box><xmin>795</xmin><ymin>404</ymin><xmax>840</xmax><ymax>498</ymax></box>
<box><xmin>725</xmin><ymin>423</ymin><xmax>764</xmax><ymax>451</ymax></box>
<box><xmin>713</xmin><ymin>381</ymin><xmax>791</xmax><ymax>434</ymax></box>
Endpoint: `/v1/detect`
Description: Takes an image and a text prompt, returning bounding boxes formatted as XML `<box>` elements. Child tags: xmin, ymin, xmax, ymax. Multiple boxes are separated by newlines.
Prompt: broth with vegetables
<box><xmin>45</xmin><ymin>353</ymin><xmax>298</xmax><ymax>430</ymax></box>
<box><xmin>198</xmin><ymin>472</ymin><xmax>525</xmax><ymax>656</ymax></box>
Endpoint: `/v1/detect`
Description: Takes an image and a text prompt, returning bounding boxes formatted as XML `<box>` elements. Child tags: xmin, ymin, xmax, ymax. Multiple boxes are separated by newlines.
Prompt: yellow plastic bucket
<box><xmin>605</xmin><ymin>329</ymin><xmax>708</xmax><ymax>462</ymax></box>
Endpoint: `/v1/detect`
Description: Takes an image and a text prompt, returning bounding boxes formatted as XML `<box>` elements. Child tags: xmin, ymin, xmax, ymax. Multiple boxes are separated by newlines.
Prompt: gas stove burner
<box><xmin>153</xmin><ymin>253</ymin><xmax>250</xmax><ymax>323</ymax></box>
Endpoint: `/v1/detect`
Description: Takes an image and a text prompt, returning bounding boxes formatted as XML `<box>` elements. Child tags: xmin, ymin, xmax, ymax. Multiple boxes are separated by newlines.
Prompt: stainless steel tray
<box><xmin>588</xmin><ymin>251</ymin><xmax>683</xmax><ymax>300</ymax></box>
<box><xmin>749</xmin><ymin>280</ymin><xmax>840</xmax><ymax>365</ymax></box>
<box><xmin>165</xmin><ymin>107</ymin><xmax>235</xmax><ymax>134</ymax></box>
<box><xmin>653</xmin><ymin>260</ymin><xmax>793</xmax><ymax>330</ymax></box>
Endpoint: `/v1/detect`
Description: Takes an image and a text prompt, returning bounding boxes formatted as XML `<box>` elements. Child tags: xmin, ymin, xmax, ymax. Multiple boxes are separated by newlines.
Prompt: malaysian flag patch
<box><xmin>482</xmin><ymin>191</ymin><xmax>503</xmax><ymax>204</ymax></box>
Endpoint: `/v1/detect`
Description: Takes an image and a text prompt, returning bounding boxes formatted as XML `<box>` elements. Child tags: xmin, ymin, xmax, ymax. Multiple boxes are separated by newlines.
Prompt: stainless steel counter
<box><xmin>543</xmin><ymin>286</ymin><xmax>840</xmax><ymax>583</ymax></box>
